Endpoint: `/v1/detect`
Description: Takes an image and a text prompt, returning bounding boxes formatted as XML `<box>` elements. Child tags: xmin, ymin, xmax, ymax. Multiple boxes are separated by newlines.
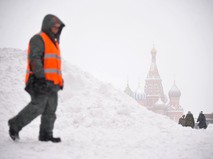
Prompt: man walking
<box><xmin>8</xmin><ymin>14</ymin><xmax>65</xmax><ymax>143</ymax></box>
<box><xmin>197</xmin><ymin>111</ymin><xmax>207</xmax><ymax>129</ymax></box>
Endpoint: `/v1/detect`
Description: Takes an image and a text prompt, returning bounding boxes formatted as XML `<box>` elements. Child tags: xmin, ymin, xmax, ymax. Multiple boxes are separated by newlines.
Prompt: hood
<box><xmin>41</xmin><ymin>14</ymin><xmax>65</xmax><ymax>43</ymax></box>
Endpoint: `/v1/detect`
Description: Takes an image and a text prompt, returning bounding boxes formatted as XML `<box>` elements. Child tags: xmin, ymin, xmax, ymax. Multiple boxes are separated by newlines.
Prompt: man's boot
<box><xmin>8</xmin><ymin>120</ymin><xmax>20</xmax><ymax>141</ymax></box>
<box><xmin>9</xmin><ymin>127</ymin><xmax>20</xmax><ymax>141</ymax></box>
<box><xmin>39</xmin><ymin>135</ymin><xmax>61</xmax><ymax>143</ymax></box>
<box><xmin>39</xmin><ymin>132</ymin><xmax>61</xmax><ymax>143</ymax></box>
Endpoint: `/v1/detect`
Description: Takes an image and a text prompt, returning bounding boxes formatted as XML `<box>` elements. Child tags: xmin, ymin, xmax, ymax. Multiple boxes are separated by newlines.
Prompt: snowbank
<box><xmin>0</xmin><ymin>48</ymin><xmax>213</xmax><ymax>159</ymax></box>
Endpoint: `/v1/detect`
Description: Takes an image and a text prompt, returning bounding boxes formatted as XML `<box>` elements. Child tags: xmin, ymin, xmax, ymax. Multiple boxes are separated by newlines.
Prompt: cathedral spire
<box><xmin>151</xmin><ymin>45</ymin><xmax>157</xmax><ymax>63</ymax></box>
<box><xmin>144</xmin><ymin>46</ymin><xmax>165</xmax><ymax>107</ymax></box>
<box><xmin>147</xmin><ymin>46</ymin><xmax>160</xmax><ymax>78</ymax></box>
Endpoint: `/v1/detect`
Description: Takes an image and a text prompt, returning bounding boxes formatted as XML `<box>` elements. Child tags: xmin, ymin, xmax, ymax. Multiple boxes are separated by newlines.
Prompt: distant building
<box><xmin>124</xmin><ymin>47</ymin><xmax>184</xmax><ymax>122</ymax></box>
<box><xmin>204</xmin><ymin>113</ymin><xmax>213</xmax><ymax>125</ymax></box>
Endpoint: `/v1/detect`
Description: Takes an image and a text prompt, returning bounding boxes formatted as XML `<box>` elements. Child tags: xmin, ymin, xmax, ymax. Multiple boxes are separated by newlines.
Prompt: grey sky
<box><xmin>0</xmin><ymin>0</ymin><xmax>213</xmax><ymax>115</ymax></box>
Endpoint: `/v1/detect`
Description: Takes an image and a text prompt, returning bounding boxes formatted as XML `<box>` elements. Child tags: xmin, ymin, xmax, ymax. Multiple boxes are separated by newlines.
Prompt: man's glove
<box><xmin>60</xmin><ymin>79</ymin><xmax>64</xmax><ymax>90</ymax></box>
<box><xmin>37</xmin><ymin>78</ymin><xmax>46</xmax><ymax>84</ymax></box>
<box><xmin>34</xmin><ymin>78</ymin><xmax>47</xmax><ymax>94</ymax></box>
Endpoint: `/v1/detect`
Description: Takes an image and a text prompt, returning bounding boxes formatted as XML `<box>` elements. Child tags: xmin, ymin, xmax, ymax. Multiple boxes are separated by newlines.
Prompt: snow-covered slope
<box><xmin>0</xmin><ymin>48</ymin><xmax>213</xmax><ymax>159</ymax></box>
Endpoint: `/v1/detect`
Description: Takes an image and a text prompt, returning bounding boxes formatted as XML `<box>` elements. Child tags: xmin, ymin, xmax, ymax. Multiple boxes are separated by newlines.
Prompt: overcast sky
<box><xmin>0</xmin><ymin>0</ymin><xmax>213</xmax><ymax>115</ymax></box>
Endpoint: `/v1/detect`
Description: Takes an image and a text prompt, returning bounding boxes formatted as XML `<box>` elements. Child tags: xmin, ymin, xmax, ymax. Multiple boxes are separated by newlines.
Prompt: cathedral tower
<box><xmin>144</xmin><ymin>47</ymin><xmax>166</xmax><ymax>108</ymax></box>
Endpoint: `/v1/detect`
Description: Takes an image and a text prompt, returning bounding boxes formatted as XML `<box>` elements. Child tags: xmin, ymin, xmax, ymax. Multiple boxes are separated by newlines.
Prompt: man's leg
<box><xmin>39</xmin><ymin>92</ymin><xmax>60</xmax><ymax>142</ymax></box>
<box><xmin>8</xmin><ymin>94</ymin><xmax>48</xmax><ymax>139</ymax></box>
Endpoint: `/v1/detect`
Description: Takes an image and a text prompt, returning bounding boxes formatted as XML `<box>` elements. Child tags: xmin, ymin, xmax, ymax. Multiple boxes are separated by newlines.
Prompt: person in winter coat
<box><xmin>8</xmin><ymin>14</ymin><xmax>65</xmax><ymax>143</ymax></box>
<box><xmin>178</xmin><ymin>115</ymin><xmax>186</xmax><ymax>126</ymax></box>
<box><xmin>197</xmin><ymin>111</ymin><xmax>207</xmax><ymax>129</ymax></box>
<box><xmin>185</xmin><ymin>111</ymin><xmax>195</xmax><ymax>128</ymax></box>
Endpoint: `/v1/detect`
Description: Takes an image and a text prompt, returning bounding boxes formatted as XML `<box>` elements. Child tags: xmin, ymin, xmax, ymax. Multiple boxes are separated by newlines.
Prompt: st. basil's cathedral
<box><xmin>124</xmin><ymin>47</ymin><xmax>184</xmax><ymax>122</ymax></box>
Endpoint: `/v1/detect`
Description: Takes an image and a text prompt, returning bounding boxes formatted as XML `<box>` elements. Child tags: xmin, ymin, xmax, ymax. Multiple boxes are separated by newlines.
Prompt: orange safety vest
<box><xmin>25</xmin><ymin>32</ymin><xmax>63</xmax><ymax>87</ymax></box>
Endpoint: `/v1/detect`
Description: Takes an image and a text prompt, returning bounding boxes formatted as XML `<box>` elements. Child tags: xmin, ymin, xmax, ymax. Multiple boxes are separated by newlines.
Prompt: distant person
<box><xmin>197</xmin><ymin>111</ymin><xmax>207</xmax><ymax>129</ymax></box>
<box><xmin>8</xmin><ymin>14</ymin><xmax>65</xmax><ymax>143</ymax></box>
<box><xmin>178</xmin><ymin>115</ymin><xmax>186</xmax><ymax>126</ymax></box>
<box><xmin>185</xmin><ymin>111</ymin><xmax>195</xmax><ymax>128</ymax></box>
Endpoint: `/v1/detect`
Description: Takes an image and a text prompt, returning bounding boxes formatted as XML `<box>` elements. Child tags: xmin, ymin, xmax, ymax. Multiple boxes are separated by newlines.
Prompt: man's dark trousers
<box><xmin>8</xmin><ymin>91</ymin><xmax>58</xmax><ymax>136</ymax></box>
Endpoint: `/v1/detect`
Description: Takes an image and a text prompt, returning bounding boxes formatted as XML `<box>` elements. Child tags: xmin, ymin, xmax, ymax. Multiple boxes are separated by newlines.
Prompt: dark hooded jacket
<box><xmin>185</xmin><ymin>112</ymin><xmax>195</xmax><ymax>128</ymax></box>
<box><xmin>25</xmin><ymin>14</ymin><xmax>65</xmax><ymax>95</ymax></box>
<box><xmin>178</xmin><ymin>116</ymin><xmax>186</xmax><ymax>126</ymax></box>
<box><xmin>197</xmin><ymin>113</ymin><xmax>207</xmax><ymax>129</ymax></box>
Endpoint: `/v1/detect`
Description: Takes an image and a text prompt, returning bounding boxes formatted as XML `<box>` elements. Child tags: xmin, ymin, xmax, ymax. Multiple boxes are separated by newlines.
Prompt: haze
<box><xmin>0</xmin><ymin>0</ymin><xmax>213</xmax><ymax>116</ymax></box>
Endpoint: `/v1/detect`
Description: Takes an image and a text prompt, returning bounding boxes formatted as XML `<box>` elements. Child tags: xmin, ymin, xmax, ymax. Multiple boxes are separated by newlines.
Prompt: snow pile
<box><xmin>0</xmin><ymin>48</ymin><xmax>213</xmax><ymax>159</ymax></box>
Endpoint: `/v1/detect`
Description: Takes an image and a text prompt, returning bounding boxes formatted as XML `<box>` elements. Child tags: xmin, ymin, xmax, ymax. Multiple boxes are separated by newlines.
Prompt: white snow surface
<box><xmin>0</xmin><ymin>48</ymin><xmax>213</xmax><ymax>159</ymax></box>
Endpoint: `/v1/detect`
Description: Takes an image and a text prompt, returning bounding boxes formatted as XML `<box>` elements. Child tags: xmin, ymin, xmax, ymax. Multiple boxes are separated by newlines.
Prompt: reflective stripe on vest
<box><xmin>44</xmin><ymin>54</ymin><xmax>61</xmax><ymax>60</ymax></box>
<box><xmin>25</xmin><ymin>32</ymin><xmax>63</xmax><ymax>86</ymax></box>
<box><xmin>26</xmin><ymin>69</ymin><xmax>62</xmax><ymax>74</ymax></box>
<box><xmin>44</xmin><ymin>69</ymin><xmax>62</xmax><ymax>74</ymax></box>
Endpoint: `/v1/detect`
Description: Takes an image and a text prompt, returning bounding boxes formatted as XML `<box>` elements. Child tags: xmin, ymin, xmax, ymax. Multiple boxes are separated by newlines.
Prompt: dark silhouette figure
<box><xmin>197</xmin><ymin>111</ymin><xmax>207</xmax><ymax>129</ymax></box>
<box><xmin>185</xmin><ymin>111</ymin><xmax>195</xmax><ymax>128</ymax></box>
<box><xmin>178</xmin><ymin>115</ymin><xmax>186</xmax><ymax>126</ymax></box>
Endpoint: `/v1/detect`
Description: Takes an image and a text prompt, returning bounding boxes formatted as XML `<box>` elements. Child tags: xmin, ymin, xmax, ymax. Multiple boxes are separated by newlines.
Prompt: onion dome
<box><xmin>168</xmin><ymin>81</ymin><xmax>181</xmax><ymax>97</ymax></box>
<box><xmin>124</xmin><ymin>82</ymin><xmax>133</xmax><ymax>97</ymax></box>
<box><xmin>134</xmin><ymin>82</ymin><xmax>146</xmax><ymax>100</ymax></box>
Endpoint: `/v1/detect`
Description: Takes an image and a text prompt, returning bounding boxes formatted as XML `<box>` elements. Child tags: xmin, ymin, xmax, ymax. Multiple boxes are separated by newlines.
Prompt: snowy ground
<box><xmin>0</xmin><ymin>48</ymin><xmax>213</xmax><ymax>159</ymax></box>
